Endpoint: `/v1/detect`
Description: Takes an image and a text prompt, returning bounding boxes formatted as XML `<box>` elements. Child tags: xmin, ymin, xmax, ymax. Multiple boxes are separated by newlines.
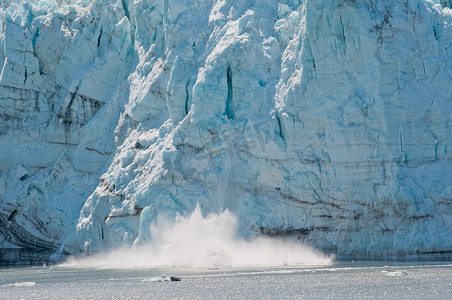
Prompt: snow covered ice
<box><xmin>1</xmin><ymin>0</ymin><xmax>452</xmax><ymax>264</ymax></box>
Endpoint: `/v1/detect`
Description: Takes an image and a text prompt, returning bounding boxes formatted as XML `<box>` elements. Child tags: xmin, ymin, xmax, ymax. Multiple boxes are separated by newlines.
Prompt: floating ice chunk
<box><xmin>142</xmin><ymin>274</ymin><xmax>170</xmax><ymax>282</ymax></box>
<box><xmin>2</xmin><ymin>282</ymin><xmax>36</xmax><ymax>287</ymax></box>
<box><xmin>142</xmin><ymin>275</ymin><xmax>181</xmax><ymax>282</ymax></box>
<box><xmin>384</xmin><ymin>270</ymin><xmax>408</xmax><ymax>277</ymax></box>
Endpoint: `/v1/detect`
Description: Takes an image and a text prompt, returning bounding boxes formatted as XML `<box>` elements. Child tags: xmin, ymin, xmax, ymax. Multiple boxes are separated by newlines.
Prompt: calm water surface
<box><xmin>1</xmin><ymin>261</ymin><xmax>451</xmax><ymax>299</ymax></box>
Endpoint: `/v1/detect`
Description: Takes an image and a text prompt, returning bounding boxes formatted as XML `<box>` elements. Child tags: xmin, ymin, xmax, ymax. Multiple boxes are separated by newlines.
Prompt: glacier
<box><xmin>1</xmin><ymin>0</ymin><xmax>452</xmax><ymax>264</ymax></box>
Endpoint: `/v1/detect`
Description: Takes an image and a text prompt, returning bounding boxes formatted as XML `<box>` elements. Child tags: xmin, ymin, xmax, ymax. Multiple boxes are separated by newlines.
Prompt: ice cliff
<box><xmin>1</xmin><ymin>0</ymin><xmax>452</xmax><ymax>264</ymax></box>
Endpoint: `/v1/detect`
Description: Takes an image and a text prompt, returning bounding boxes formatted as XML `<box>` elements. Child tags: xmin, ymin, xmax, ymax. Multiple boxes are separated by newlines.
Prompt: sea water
<box><xmin>1</xmin><ymin>262</ymin><xmax>452</xmax><ymax>299</ymax></box>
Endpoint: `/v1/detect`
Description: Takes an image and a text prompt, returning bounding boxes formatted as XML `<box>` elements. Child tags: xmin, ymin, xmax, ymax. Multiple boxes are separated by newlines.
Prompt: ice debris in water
<box><xmin>142</xmin><ymin>275</ymin><xmax>181</xmax><ymax>282</ymax></box>
<box><xmin>382</xmin><ymin>270</ymin><xmax>408</xmax><ymax>277</ymax></box>
<box><xmin>2</xmin><ymin>282</ymin><xmax>36</xmax><ymax>287</ymax></box>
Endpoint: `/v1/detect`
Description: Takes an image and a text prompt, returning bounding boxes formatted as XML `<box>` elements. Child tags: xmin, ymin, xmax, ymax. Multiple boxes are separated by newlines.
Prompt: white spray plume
<box><xmin>64</xmin><ymin>206</ymin><xmax>333</xmax><ymax>268</ymax></box>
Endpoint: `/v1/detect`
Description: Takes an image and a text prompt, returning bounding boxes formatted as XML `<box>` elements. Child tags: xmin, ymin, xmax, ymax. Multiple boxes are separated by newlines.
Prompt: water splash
<box><xmin>64</xmin><ymin>206</ymin><xmax>332</xmax><ymax>268</ymax></box>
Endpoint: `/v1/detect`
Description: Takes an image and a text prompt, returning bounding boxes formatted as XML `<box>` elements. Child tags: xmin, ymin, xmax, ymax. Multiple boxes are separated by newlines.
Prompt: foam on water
<box><xmin>64</xmin><ymin>206</ymin><xmax>332</xmax><ymax>268</ymax></box>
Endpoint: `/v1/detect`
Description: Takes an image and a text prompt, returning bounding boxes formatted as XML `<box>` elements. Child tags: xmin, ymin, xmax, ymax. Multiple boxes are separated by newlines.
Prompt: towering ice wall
<box><xmin>1</xmin><ymin>0</ymin><xmax>452</xmax><ymax>263</ymax></box>
<box><xmin>0</xmin><ymin>0</ymin><xmax>134</xmax><ymax>264</ymax></box>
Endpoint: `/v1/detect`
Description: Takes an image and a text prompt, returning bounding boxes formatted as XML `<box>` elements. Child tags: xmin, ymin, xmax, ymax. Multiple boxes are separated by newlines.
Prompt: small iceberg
<box><xmin>2</xmin><ymin>282</ymin><xmax>36</xmax><ymax>287</ymax></box>
<box><xmin>382</xmin><ymin>270</ymin><xmax>408</xmax><ymax>277</ymax></box>
<box><xmin>142</xmin><ymin>274</ymin><xmax>182</xmax><ymax>282</ymax></box>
